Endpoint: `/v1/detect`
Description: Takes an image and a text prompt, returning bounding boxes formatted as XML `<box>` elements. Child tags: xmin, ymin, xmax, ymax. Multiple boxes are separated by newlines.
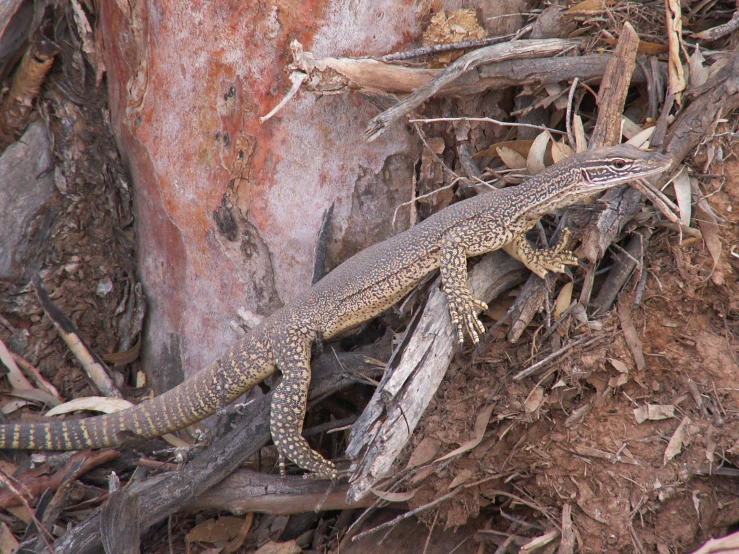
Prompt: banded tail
<box><xmin>0</xmin><ymin>336</ymin><xmax>274</xmax><ymax>450</ymax></box>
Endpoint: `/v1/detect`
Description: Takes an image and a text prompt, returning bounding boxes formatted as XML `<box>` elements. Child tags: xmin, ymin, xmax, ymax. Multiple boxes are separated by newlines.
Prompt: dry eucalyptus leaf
<box><xmin>601</xmin><ymin>39</ymin><xmax>669</xmax><ymax>55</ymax></box>
<box><xmin>551</xmin><ymin>140</ymin><xmax>574</xmax><ymax>163</ymax></box>
<box><xmin>0</xmin><ymin>338</ymin><xmax>33</xmax><ymax>391</ymax></box>
<box><xmin>554</xmin><ymin>282</ymin><xmax>573</xmax><ymax>319</ymax></box>
<box><xmin>672</xmin><ymin>168</ymin><xmax>692</xmax><ymax>227</ymax></box>
<box><xmin>621</xmin><ymin>117</ymin><xmax>644</xmax><ymax>140</ymax></box>
<box><xmin>625</xmin><ymin>126</ymin><xmax>655</xmax><ymax>148</ymax></box>
<box><xmin>0</xmin><ymin>521</ymin><xmax>19</xmax><ymax>554</ymax></box>
<box><xmin>524</xmin><ymin>386</ymin><xmax>545</xmax><ymax>414</ymax></box>
<box><xmin>186</xmin><ymin>516</ymin><xmax>248</xmax><ymax>546</ymax></box>
<box><xmin>371</xmin><ymin>488</ymin><xmax>417</xmax><ymax>502</ymax></box>
<box><xmin>475</xmin><ymin>140</ymin><xmax>533</xmax><ymax>160</ymax></box>
<box><xmin>45</xmin><ymin>396</ymin><xmax>134</xmax><ymax>417</ymax></box>
<box><xmin>691</xmin><ymin>180</ymin><xmax>722</xmax><ymax>280</ymax></box>
<box><xmin>689</xmin><ymin>44</ymin><xmax>709</xmax><ymax>89</ymax></box>
<box><xmin>527</xmin><ymin>131</ymin><xmax>550</xmax><ymax>175</ymax></box>
<box><xmin>497</xmin><ymin>146</ymin><xmax>527</xmax><ymax>170</ymax></box>
<box><xmin>435</xmin><ymin>404</ymin><xmax>494</xmax><ymax>462</ymax></box>
<box><xmin>707</xmin><ymin>57</ymin><xmax>729</xmax><ymax>80</ymax></box>
<box><xmin>664</xmin><ymin>416</ymin><xmax>690</xmax><ymax>465</ymax></box>
<box><xmin>449</xmin><ymin>468</ymin><xmax>474</xmax><ymax>489</ymax></box>
<box><xmin>406</xmin><ymin>436</ymin><xmax>441</xmax><ymax>468</ymax></box>
<box><xmin>566</xmin><ymin>0</ymin><xmax>608</xmax><ymax>14</ymax></box>
<box><xmin>9</xmin><ymin>388</ymin><xmax>62</xmax><ymax>407</ymax></box>
<box><xmin>254</xmin><ymin>540</ymin><xmax>302</xmax><ymax>554</ymax></box>
<box><xmin>634</xmin><ymin>404</ymin><xmax>675</xmax><ymax>424</ymax></box>
<box><xmin>608</xmin><ymin>358</ymin><xmax>629</xmax><ymax>374</ymax></box>
<box><xmin>573</xmin><ymin>115</ymin><xmax>586</xmax><ymax>152</ymax></box>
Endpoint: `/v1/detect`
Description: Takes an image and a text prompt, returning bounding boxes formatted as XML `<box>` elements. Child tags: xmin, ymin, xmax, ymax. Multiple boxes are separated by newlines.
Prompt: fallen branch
<box><xmin>187</xmin><ymin>469</ymin><xmax>374</xmax><ymax>514</ymax></box>
<box><xmin>363</xmin><ymin>39</ymin><xmax>580</xmax><ymax>141</ymax></box>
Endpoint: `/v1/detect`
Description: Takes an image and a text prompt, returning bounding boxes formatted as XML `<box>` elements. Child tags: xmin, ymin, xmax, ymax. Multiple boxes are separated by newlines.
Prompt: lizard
<box><xmin>0</xmin><ymin>144</ymin><xmax>671</xmax><ymax>479</ymax></box>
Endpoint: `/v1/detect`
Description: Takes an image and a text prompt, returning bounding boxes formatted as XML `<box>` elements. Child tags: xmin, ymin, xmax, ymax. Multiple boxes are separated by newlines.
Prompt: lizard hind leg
<box><xmin>269</xmin><ymin>329</ymin><xmax>337</xmax><ymax>479</ymax></box>
<box><xmin>502</xmin><ymin>228</ymin><xmax>580</xmax><ymax>280</ymax></box>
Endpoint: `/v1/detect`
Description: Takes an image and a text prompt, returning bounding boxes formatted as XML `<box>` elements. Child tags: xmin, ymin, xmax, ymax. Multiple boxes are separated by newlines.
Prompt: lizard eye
<box><xmin>612</xmin><ymin>159</ymin><xmax>628</xmax><ymax>169</ymax></box>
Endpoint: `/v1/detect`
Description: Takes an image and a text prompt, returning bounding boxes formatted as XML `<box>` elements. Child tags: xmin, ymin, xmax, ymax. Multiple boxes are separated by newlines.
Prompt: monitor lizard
<box><xmin>0</xmin><ymin>144</ymin><xmax>671</xmax><ymax>479</ymax></box>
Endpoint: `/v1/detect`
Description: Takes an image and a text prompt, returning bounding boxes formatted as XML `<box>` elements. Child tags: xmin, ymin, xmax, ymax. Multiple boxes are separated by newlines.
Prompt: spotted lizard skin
<box><xmin>0</xmin><ymin>145</ymin><xmax>671</xmax><ymax>478</ymax></box>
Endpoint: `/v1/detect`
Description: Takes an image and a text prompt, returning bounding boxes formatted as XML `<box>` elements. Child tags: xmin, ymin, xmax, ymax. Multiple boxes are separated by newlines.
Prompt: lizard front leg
<box><xmin>270</xmin><ymin>328</ymin><xmax>337</xmax><ymax>479</ymax></box>
<box><xmin>502</xmin><ymin>228</ymin><xmax>580</xmax><ymax>280</ymax></box>
<box><xmin>439</xmin><ymin>237</ymin><xmax>488</xmax><ymax>347</ymax></box>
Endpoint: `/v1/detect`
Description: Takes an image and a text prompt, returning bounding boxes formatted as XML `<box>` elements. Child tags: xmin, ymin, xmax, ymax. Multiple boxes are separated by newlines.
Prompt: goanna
<box><xmin>0</xmin><ymin>145</ymin><xmax>671</xmax><ymax>478</ymax></box>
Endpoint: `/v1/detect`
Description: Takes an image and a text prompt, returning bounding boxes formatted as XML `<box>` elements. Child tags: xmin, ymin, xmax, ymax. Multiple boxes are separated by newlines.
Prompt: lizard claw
<box><xmin>446</xmin><ymin>289</ymin><xmax>487</xmax><ymax>347</ymax></box>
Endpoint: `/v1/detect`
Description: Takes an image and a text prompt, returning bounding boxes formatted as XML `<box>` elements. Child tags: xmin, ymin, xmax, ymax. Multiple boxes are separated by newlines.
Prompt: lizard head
<box><xmin>575</xmin><ymin>144</ymin><xmax>672</xmax><ymax>191</ymax></box>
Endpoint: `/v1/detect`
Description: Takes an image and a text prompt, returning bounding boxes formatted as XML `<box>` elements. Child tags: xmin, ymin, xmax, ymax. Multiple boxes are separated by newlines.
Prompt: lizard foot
<box><xmin>504</xmin><ymin>229</ymin><xmax>580</xmax><ymax>280</ymax></box>
<box><xmin>274</xmin><ymin>432</ymin><xmax>338</xmax><ymax>479</ymax></box>
<box><xmin>445</xmin><ymin>286</ymin><xmax>488</xmax><ymax>347</ymax></box>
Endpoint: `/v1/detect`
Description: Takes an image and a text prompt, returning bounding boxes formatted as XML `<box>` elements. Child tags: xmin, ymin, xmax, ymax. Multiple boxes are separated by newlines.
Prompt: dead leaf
<box><xmin>449</xmin><ymin>468</ymin><xmax>474</xmax><ymax>489</ymax></box>
<box><xmin>102</xmin><ymin>337</ymin><xmax>141</xmax><ymax>367</ymax></box>
<box><xmin>664</xmin><ymin>416</ymin><xmax>691</xmax><ymax>465</ymax></box>
<box><xmin>625</xmin><ymin>126</ymin><xmax>655</xmax><ymax>148</ymax></box>
<box><xmin>527</xmin><ymin>131</ymin><xmax>550</xmax><ymax>175</ymax></box>
<box><xmin>254</xmin><ymin>540</ymin><xmax>302</xmax><ymax>554</ymax></box>
<box><xmin>474</xmin><ymin>140</ymin><xmax>533</xmax><ymax>160</ymax></box>
<box><xmin>496</xmin><ymin>146</ymin><xmax>527</xmax><ymax>170</ymax></box>
<box><xmin>0</xmin><ymin>399</ymin><xmax>30</xmax><ymax>415</ymax></box>
<box><xmin>524</xmin><ymin>386</ymin><xmax>545</xmax><ymax>414</ymax></box>
<box><xmin>618</xmin><ymin>301</ymin><xmax>645</xmax><ymax>371</ymax></box>
<box><xmin>0</xmin><ymin>521</ymin><xmax>18</xmax><ymax>554</ymax></box>
<box><xmin>671</xmin><ymin>168</ymin><xmax>692</xmax><ymax>227</ymax></box>
<box><xmin>186</xmin><ymin>516</ymin><xmax>247</xmax><ymax>546</ymax></box>
<box><xmin>371</xmin><ymin>488</ymin><xmax>417</xmax><ymax>502</ymax></box>
<box><xmin>435</xmin><ymin>404</ymin><xmax>494</xmax><ymax>462</ymax></box>
<box><xmin>566</xmin><ymin>0</ymin><xmax>608</xmax><ymax>14</ymax></box>
<box><xmin>705</xmin><ymin>424</ymin><xmax>717</xmax><ymax>465</ymax></box>
<box><xmin>608</xmin><ymin>358</ymin><xmax>629</xmax><ymax>374</ymax></box>
<box><xmin>608</xmin><ymin>373</ymin><xmax>628</xmax><ymax>388</ymax></box>
<box><xmin>9</xmin><ymin>388</ymin><xmax>62</xmax><ymax>407</ymax></box>
<box><xmin>573</xmin><ymin>115</ymin><xmax>586</xmax><ymax>153</ymax></box>
<box><xmin>0</xmin><ymin>338</ymin><xmax>33</xmax><ymax>391</ymax></box>
<box><xmin>407</xmin><ymin>436</ymin><xmax>441</xmax><ymax>468</ymax></box>
<box><xmin>692</xmin><ymin>180</ymin><xmax>722</xmax><ymax>280</ymax></box>
<box><xmin>565</xmin><ymin>402</ymin><xmax>592</xmax><ymax>427</ymax></box>
<box><xmin>634</xmin><ymin>404</ymin><xmax>675</xmax><ymax>424</ymax></box>
<box><xmin>222</xmin><ymin>513</ymin><xmax>253</xmax><ymax>554</ymax></box>
<box><xmin>691</xmin><ymin>533</ymin><xmax>739</xmax><ymax>554</ymax></box>
<box><xmin>6</xmin><ymin>505</ymin><xmax>32</xmax><ymax>525</ymax></box>
<box><xmin>554</xmin><ymin>282</ymin><xmax>573</xmax><ymax>320</ymax></box>
<box><xmin>689</xmin><ymin>44</ymin><xmax>709</xmax><ymax>89</ymax></box>
<box><xmin>551</xmin><ymin>139</ymin><xmax>574</xmax><ymax>163</ymax></box>
<box><xmin>621</xmin><ymin>117</ymin><xmax>643</xmax><ymax>140</ymax></box>
<box><xmin>602</xmin><ymin>38</ymin><xmax>669</xmax><ymax>55</ymax></box>
<box><xmin>45</xmin><ymin>396</ymin><xmax>134</xmax><ymax>417</ymax></box>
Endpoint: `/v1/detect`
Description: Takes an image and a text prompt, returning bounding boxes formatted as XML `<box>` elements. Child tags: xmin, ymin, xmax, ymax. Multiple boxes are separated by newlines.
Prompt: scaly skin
<box><xmin>0</xmin><ymin>145</ymin><xmax>671</xmax><ymax>478</ymax></box>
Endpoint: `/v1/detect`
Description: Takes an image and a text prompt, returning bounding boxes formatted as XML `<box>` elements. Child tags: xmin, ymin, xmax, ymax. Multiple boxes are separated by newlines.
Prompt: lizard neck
<box><xmin>499</xmin><ymin>164</ymin><xmax>584</xmax><ymax>231</ymax></box>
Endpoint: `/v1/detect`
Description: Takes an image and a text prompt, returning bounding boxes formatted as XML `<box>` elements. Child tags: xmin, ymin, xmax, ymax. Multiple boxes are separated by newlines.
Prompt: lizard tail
<box><xmin>0</xmin><ymin>335</ymin><xmax>274</xmax><ymax>450</ymax></box>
